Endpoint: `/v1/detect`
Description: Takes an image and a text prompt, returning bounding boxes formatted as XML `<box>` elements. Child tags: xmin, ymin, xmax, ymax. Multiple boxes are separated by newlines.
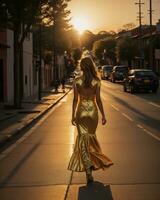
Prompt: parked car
<box><xmin>110</xmin><ymin>66</ymin><xmax>128</xmax><ymax>82</ymax></box>
<box><xmin>101</xmin><ymin>65</ymin><xmax>113</xmax><ymax>80</ymax></box>
<box><xmin>123</xmin><ymin>69</ymin><xmax>159</xmax><ymax>93</ymax></box>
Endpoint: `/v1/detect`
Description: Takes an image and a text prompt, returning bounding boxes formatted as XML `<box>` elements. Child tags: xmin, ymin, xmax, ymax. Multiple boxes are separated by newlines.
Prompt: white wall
<box><xmin>6</xmin><ymin>29</ymin><xmax>14</xmax><ymax>105</ymax></box>
<box><xmin>6</xmin><ymin>30</ymin><xmax>37</xmax><ymax>103</ymax></box>
<box><xmin>23</xmin><ymin>33</ymin><xmax>36</xmax><ymax>98</ymax></box>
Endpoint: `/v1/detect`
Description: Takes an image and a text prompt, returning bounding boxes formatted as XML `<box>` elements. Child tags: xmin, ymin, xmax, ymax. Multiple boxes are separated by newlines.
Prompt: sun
<box><xmin>71</xmin><ymin>16</ymin><xmax>89</xmax><ymax>34</ymax></box>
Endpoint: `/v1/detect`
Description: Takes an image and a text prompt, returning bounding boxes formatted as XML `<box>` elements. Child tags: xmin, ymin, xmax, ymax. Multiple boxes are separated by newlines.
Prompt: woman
<box><xmin>68</xmin><ymin>57</ymin><xmax>113</xmax><ymax>184</ymax></box>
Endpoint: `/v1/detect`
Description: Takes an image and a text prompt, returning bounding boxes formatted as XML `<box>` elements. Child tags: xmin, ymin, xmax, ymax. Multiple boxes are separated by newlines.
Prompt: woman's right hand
<box><xmin>102</xmin><ymin>116</ymin><xmax>107</xmax><ymax>125</ymax></box>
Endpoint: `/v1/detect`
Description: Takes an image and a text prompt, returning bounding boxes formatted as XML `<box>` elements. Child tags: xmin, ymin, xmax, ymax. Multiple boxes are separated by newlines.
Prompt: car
<box><xmin>123</xmin><ymin>69</ymin><xmax>159</xmax><ymax>93</ymax></box>
<box><xmin>110</xmin><ymin>66</ymin><xmax>128</xmax><ymax>82</ymax></box>
<box><xmin>101</xmin><ymin>65</ymin><xmax>113</xmax><ymax>80</ymax></box>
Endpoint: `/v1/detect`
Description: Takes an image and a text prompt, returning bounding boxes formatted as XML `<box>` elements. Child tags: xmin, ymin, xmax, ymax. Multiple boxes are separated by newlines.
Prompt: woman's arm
<box><xmin>72</xmin><ymin>80</ymin><xmax>78</xmax><ymax>125</ymax></box>
<box><xmin>96</xmin><ymin>81</ymin><xmax>106</xmax><ymax>125</ymax></box>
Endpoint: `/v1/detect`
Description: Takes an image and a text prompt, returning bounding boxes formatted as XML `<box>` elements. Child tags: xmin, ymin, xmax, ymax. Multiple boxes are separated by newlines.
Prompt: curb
<box><xmin>0</xmin><ymin>88</ymin><xmax>72</xmax><ymax>146</ymax></box>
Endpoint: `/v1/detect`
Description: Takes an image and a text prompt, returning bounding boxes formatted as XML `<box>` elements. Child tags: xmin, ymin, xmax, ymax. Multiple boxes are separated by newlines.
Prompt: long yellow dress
<box><xmin>68</xmin><ymin>76</ymin><xmax>113</xmax><ymax>172</ymax></box>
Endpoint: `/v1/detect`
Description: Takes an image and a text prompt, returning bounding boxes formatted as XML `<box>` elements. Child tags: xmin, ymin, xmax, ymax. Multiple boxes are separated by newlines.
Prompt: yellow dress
<box><xmin>68</xmin><ymin>76</ymin><xmax>113</xmax><ymax>172</ymax></box>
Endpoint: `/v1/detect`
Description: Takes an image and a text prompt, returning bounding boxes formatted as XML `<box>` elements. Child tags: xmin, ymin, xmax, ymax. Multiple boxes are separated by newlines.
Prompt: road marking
<box><xmin>136</xmin><ymin>124</ymin><xmax>160</xmax><ymax>142</ymax></box>
<box><xmin>103</xmin><ymin>81</ymin><xmax>160</xmax><ymax>109</ymax></box>
<box><xmin>102</xmin><ymin>85</ymin><xmax>160</xmax><ymax>142</ymax></box>
<box><xmin>136</xmin><ymin>124</ymin><xmax>144</xmax><ymax>129</ymax></box>
<box><xmin>142</xmin><ymin>128</ymin><xmax>160</xmax><ymax>142</ymax></box>
<box><xmin>122</xmin><ymin>113</ymin><xmax>134</xmax><ymax>122</ymax></box>
<box><xmin>148</xmin><ymin>102</ymin><xmax>160</xmax><ymax>108</ymax></box>
<box><xmin>111</xmin><ymin>104</ymin><xmax>120</xmax><ymax>111</ymax></box>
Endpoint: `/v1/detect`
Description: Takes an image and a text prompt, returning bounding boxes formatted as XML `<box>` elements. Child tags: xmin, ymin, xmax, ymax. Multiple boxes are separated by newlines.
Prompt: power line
<box><xmin>135</xmin><ymin>0</ymin><xmax>145</xmax><ymax>36</ymax></box>
<box><xmin>148</xmin><ymin>0</ymin><xmax>154</xmax><ymax>35</ymax></box>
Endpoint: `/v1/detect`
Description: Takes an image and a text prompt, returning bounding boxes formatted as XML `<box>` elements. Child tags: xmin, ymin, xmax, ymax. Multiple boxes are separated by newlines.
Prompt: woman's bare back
<box><xmin>75</xmin><ymin>76</ymin><xmax>100</xmax><ymax>99</ymax></box>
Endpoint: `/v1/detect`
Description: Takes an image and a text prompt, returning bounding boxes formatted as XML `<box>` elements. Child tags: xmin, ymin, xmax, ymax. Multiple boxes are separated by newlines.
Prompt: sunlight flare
<box><xmin>71</xmin><ymin>16</ymin><xmax>90</xmax><ymax>34</ymax></box>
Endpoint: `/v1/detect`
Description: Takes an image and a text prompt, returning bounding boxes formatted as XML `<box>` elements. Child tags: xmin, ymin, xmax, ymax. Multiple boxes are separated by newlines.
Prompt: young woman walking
<box><xmin>68</xmin><ymin>57</ymin><xmax>113</xmax><ymax>184</ymax></box>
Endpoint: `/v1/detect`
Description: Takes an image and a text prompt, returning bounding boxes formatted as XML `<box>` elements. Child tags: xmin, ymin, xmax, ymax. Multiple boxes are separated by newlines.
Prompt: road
<box><xmin>0</xmin><ymin>81</ymin><xmax>160</xmax><ymax>200</ymax></box>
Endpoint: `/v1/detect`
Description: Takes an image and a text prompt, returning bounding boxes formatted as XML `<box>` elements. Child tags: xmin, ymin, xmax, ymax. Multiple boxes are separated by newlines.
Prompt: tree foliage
<box><xmin>0</xmin><ymin>0</ymin><xmax>48</xmax><ymax>43</ymax></box>
<box><xmin>117</xmin><ymin>23</ymin><xmax>136</xmax><ymax>33</ymax></box>
<box><xmin>116</xmin><ymin>37</ymin><xmax>138</xmax><ymax>66</ymax></box>
<box><xmin>92</xmin><ymin>37</ymin><xmax>116</xmax><ymax>64</ymax></box>
<box><xmin>72</xmin><ymin>48</ymin><xmax>82</xmax><ymax>65</ymax></box>
<box><xmin>0</xmin><ymin>0</ymin><xmax>71</xmax><ymax>107</ymax></box>
<box><xmin>80</xmin><ymin>30</ymin><xmax>96</xmax><ymax>50</ymax></box>
<box><xmin>95</xmin><ymin>30</ymin><xmax>116</xmax><ymax>41</ymax></box>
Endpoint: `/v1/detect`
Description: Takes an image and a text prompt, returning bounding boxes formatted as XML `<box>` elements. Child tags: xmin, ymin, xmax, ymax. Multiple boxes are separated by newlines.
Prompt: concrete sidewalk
<box><xmin>0</xmin><ymin>85</ymin><xmax>72</xmax><ymax>146</ymax></box>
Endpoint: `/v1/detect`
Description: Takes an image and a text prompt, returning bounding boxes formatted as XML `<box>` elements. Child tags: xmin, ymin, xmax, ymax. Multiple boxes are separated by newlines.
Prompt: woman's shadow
<box><xmin>78</xmin><ymin>181</ymin><xmax>113</xmax><ymax>200</ymax></box>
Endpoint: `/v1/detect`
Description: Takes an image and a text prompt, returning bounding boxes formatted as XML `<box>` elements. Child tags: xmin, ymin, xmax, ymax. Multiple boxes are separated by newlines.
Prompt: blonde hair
<box><xmin>80</xmin><ymin>57</ymin><xmax>99</xmax><ymax>87</ymax></box>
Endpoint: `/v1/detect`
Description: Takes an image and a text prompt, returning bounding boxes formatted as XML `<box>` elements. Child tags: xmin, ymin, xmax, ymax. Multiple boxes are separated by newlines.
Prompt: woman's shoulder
<box><xmin>74</xmin><ymin>75</ymin><xmax>83</xmax><ymax>85</ymax></box>
<box><xmin>91</xmin><ymin>77</ymin><xmax>101</xmax><ymax>86</ymax></box>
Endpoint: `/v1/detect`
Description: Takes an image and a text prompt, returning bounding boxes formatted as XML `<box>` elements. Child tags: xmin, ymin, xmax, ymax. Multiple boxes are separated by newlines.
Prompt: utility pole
<box><xmin>148</xmin><ymin>0</ymin><xmax>154</xmax><ymax>70</ymax></box>
<box><xmin>148</xmin><ymin>0</ymin><xmax>154</xmax><ymax>35</ymax></box>
<box><xmin>135</xmin><ymin>0</ymin><xmax>143</xmax><ymax>28</ymax></box>
<box><xmin>135</xmin><ymin>0</ymin><xmax>145</xmax><ymax>68</ymax></box>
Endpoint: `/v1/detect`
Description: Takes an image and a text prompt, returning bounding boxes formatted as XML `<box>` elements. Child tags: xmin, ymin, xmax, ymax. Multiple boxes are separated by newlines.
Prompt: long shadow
<box><xmin>0</xmin><ymin>142</ymin><xmax>40</xmax><ymax>187</ymax></box>
<box><xmin>78</xmin><ymin>181</ymin><xmax>113</xmax><ymax>200</ymax></box>
<box><xmin>105</xmin><ymin>89</ymin><xmax>160</xmax><ymax>132</ymax></box>
<box><xmin>0</xmin><ymin>87</ymin><xmax>68</xmax><ymax>129</ymax></box>
<box><xmin>133</xmin><ymin>87</ymin><xmax>160</xmax><ymax>103</ymax></box>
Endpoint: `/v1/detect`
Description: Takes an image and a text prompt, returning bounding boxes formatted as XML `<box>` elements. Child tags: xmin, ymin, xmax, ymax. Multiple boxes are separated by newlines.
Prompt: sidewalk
<box><xmin>0</xmin><ymin>85</ymin><xmax>72</xmax><ymax>146</ymax></box>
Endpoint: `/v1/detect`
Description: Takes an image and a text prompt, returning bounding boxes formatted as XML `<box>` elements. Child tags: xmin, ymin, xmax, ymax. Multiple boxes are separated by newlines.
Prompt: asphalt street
<box><xmin>0</xmin><ymin>81</ymin><xmax>160</xmax><ymax>200</ymax></box>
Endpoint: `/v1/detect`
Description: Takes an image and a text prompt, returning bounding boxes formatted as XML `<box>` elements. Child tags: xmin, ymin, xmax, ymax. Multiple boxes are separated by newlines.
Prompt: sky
<box><xmin>68</xmin><ymin>0</ymin><xmax>160</xmax><ymax>33</ymax></box>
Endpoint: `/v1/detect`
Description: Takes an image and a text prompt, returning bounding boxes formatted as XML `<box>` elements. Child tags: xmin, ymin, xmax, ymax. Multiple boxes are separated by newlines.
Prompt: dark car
<box><xmin>101</xmin><ymin>65</ymin><xmax>113</xmax><ymax>80</ymax></box>
<box><xmin>110</xmin><ymin>66</ymin><xmax>128</xmax><ymax>82</ymax></box>
<box><xmin>123</xmin><ymin>69</ymin><xmax>159</xmax><ymax>93</ymax></box>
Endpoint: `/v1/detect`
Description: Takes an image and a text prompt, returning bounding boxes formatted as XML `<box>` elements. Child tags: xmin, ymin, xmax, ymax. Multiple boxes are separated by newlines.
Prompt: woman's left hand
<box><xmin>102</xmin><ymin>116</ymin><xmax>107</xmax><ymax>125</ymax></box>
<box><xmin>71</xmin><ymin>118</ymin><xmax>76</xmax><ymax>126</ymax></box>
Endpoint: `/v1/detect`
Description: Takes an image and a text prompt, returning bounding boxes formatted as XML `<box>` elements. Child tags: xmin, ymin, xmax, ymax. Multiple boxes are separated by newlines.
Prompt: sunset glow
<box><xmin>71</xmin><ymin>16</ymin><xmax>90</xmax><ymax>34</ymax></box>
<box><xmin>68</xmin><ymin>0</ymin><xmax>160</xmax><ymax>33</ymax></box>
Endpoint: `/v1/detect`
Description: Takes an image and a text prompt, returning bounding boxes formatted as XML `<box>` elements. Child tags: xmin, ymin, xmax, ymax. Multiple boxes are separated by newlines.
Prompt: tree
<box><xmin>116</xmin><ymin>37</ymin><xmax>138</xmax><ymax>66</ymax></box>
<box><xmin>42</xmin><ymin>0</ymin><xmax>71</xmax><ymax>85</ymax></box>
<box><xmin>49</xmin><ymin>0</ymin><xmax>71</xmax><ymax>54</ymax></box>
<box><xmin>92</xmin><ymin>40</ymin><xmax>105</xmax><ymax>62</ymax></box>
<box><xmin>0</xmin><ymin>0</ymin><xmax>71</xmax><ymax>107</ymax></box>
<box><xmin>118</xmin><ymin>23</ymin><xmax>136</xmax><ymax>33</ymax></box>
<box><xmin>102</xmin><ymin>38</ymin><xmax>116</xmax><ymax>65</ymax></box>
<box><xmin>122</xmin><ymin>23</ymin><xmax>136</xmax><ymax>31</ymax></box>
<box><xmin>80</xmin><ymin>30</ymin><xmax>96</xmax><ymax>50</ymax></box>
<box><xmin>72</xmin><ymin>48</ymin><xmax>82</xmax><ymax>65</ymax></box>
<box><xmin>96</xmin><ymin>30</ymin><xmax>115</xmax><ymax>41</ymax></box>
<box><xmin>93</xmin><ymin>37</ymin><xmax>116</xmax><ymax>65</ymax></box>
<box><xmin>0</xmin><ymin>0</ymin><xmax>48</xmax><ymax>108</ymax></box>
<box><xmin>66</xmin><ymin>29</ymin><xmax>80</xmax><ymax>49</ymax></box>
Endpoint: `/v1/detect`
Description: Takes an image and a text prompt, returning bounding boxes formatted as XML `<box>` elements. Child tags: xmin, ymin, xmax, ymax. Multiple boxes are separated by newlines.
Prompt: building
<box><xmin>0</xmin><ymin>29</ymin><xmax>14</xmax><ymax>105</ymax></box>
<box><xmin>0</xmin><ymin>28</ymin><xmax>38</xmax><ymax>106</ymax></box>
<box><xmin>23</xmin><ymin>32</ymin><xmax>38</xmax><ymax>99</ymax></box>
<box><xmin>117</xmin><ymin>22</ymin><xmax>160</xmax><ymax>74</ymax></box>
